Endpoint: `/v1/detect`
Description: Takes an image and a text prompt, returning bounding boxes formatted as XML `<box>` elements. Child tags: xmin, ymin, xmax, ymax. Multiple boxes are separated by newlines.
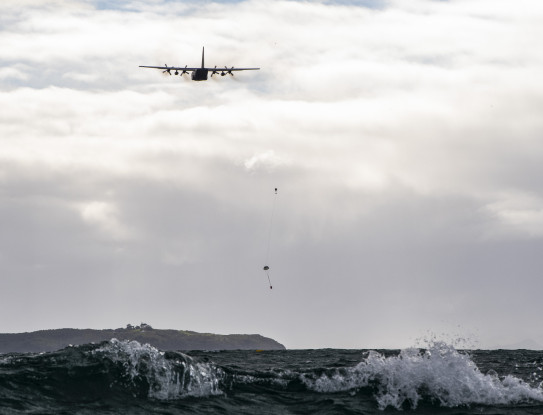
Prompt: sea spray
<box><xmin>91</xmin><ymin>339</ymin><xmax>224</xmax><ymax>399</ymax></box>
<box><xmin>300</xmin><ymin>341</ymin><xmax>543</xmax><ymax>410</ymax></box>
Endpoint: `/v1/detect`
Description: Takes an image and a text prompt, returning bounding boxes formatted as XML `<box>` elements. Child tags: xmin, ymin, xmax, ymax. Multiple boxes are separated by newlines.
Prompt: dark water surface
<box><xmin>1</xmin><ymin>339</ymin><xmax>542</xmax><ymax>414</ymax></box>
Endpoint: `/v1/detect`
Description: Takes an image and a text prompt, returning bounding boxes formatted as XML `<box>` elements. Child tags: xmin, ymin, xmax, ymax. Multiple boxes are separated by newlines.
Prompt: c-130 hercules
<box><xmin>139</xmin><ymin>47</ymin><xmax>260</xmax><ymax>81</ymax></box>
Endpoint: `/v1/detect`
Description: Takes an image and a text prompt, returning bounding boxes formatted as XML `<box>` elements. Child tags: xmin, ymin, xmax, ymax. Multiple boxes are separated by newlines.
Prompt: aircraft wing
<box><xmin>139</xmin><ymin>65</ymin><xmax>200</xmax><ymax>71</ymax></box>
<box><xmin>215</xmin><ymin>67</ymin><xmax>260</xmax><ymax>71</ymax></box>
<box><xmin>139</xmin><ymin>66</ymin><xmax>260</xmax><ymax>71</ymax></box>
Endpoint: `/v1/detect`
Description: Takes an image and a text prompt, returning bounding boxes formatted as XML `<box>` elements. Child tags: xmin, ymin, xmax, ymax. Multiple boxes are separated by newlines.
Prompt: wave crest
<box><xmin>301</xmin><ymin>342</ymin><xmax>543</xmax><ymax>410</ymax></box>
<box><xmin>91</xmin><ymin>339</ymin><xmax>224</xmax><ymax>400</ymax></box>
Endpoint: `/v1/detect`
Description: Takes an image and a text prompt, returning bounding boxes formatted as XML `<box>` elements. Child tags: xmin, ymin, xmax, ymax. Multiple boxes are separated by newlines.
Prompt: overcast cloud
<box><xmin>1</xmin><ymin>0</ymin><xmax>543</xmax><ymax>349</ymax></box>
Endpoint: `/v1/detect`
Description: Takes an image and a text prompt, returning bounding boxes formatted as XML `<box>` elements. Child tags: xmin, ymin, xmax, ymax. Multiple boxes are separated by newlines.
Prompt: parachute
<box><xmin>263</xmin><ymin>188</ymin><xmax>278</xmax><ymax>289</ymax></box>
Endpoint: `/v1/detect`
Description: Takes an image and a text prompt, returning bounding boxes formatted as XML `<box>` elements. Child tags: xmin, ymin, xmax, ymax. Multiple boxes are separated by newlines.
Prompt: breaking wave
<box><xmin>91</xmin><ymin>338</ymin><xmax>224</xmax><ymax>399</ymax></box>
<box><xmin>298</xmin><ymin>341</ymin><xmax>543</xmax><ymax>410</ymax></box>
<box><xmin>1</xmin><ymin>339</ymin><xmax>542</xmax><ymax>412</ymax></box>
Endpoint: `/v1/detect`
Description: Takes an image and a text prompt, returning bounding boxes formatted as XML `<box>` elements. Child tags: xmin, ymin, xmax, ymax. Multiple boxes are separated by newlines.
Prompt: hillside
<box><xmin>0</xmin><ymin>324</ymin><xmax>286</xmax><ymax>353</ymax></box>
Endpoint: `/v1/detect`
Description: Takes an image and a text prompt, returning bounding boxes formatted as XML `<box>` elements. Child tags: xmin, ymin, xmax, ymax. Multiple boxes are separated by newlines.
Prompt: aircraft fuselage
<box><xmin>191</xmin><ymin>68</ymin><xmax>208</xmax><ymax>81</ymax></box>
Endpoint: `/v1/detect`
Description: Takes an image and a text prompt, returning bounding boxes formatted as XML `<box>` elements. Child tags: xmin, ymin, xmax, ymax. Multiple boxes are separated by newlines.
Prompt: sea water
<box><xmin>0</xmin><ymin>339</ymin><xmax>542</xmax><ymax>414</ymax></box>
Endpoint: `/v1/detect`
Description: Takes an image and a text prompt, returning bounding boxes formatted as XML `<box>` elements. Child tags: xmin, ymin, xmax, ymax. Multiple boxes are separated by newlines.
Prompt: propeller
<box><xmin>211</xmin><ymin>65</ymin><xmax>219</xmax><ymax>77</ymax></box>
<box><xmin>226</xmin><ymin>66</ymin><xmax>234</xmax><ymax>76</ymax></box>
<box><xmin>163</xmin><ymin>64</ymin><xmax>172</xmax><ymax>75</ymax></box>
<box><xmin>180</xmin><ymin>65</ymin><xmax>189</xmax><ymax>76</ymax></box>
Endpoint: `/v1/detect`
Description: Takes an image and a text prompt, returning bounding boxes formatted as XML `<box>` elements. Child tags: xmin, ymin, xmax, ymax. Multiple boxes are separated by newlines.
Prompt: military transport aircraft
<box><xmin>139</xmin><ymin>47</ymin><xmax>260</xmax><ymax>81</ymax></box>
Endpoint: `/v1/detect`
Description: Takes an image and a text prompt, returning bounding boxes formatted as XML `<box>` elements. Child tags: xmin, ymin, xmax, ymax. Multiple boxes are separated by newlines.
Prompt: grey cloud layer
<box><xmin>1</xmin><ymin>0</ymin><xmax>542</xmax><ymax>348</ymax></box>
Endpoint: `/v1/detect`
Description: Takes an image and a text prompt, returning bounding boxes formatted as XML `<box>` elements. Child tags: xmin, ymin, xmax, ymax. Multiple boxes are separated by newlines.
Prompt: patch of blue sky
<box><xmin>321</xmin><ymin>0</ymin><xmax>386</xmax><ymax>8</ymax></box>
<box><xmin>91</xmin><ymin>0</ymin><xmax>386</xmax><ymax>10</ymax></box>
<box><xmin>92</xmin><ymin>0</ymin><xmax>134</xmax><ymax>11</ymax></box>
<box><xmin>91</xmin><ymin>0</ymin><xmax>244</xmax><ymax>11</ymax></box>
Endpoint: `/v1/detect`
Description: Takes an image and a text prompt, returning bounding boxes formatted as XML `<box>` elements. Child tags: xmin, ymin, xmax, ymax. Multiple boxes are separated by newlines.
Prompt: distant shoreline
<box><xmin>0</xmin><ymin>324</ymin><xmax>286</xmax><ymax>353</ymax></box>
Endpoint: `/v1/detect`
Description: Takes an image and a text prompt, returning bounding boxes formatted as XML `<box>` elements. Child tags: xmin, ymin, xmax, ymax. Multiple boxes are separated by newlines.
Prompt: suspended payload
<box><xmin>263</xmin><ymin>188</ymin><xmax>278</xmax><ymax>290</ymax></box>
<box><xmin>263</xmin><ymin>266</ymin><xmax>272</xmax><ymax>289</ymax></box>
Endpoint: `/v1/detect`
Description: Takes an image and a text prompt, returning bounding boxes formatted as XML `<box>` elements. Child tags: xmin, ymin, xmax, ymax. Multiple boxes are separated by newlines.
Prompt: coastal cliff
<box><xmin>0</xmin><ymin>324</ymin><xmax>286</xmax><ymax>353</ymax></box>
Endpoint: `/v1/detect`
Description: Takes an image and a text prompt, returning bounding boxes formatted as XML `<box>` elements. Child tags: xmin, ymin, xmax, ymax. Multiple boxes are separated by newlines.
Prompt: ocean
<box><xmin>1</xmin><ymin>339</ymin><xmax>542</xmax><ymax>414</ymax></box>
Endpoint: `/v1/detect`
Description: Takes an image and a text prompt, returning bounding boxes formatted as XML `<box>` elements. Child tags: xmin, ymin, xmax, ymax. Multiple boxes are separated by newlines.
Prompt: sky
<box><xmin>1</xmin><ymin>0</ymin><xmax>543</xmax><ymax>349</ymax></box>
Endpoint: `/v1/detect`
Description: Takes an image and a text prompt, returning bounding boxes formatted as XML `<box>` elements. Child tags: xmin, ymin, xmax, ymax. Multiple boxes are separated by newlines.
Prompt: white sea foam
<box><xmin>302</xmin><ymin>342</ymin><xmax>543</xmax><ymax>410</ymax></box>
<box><xmin>92</xmin><ymin>339</ymin><xmax>224</xmax><ymax>400</ymax></box>
<box><xmin>233</xmin><ymin>370</ymin><xmax>291</xmax><ymax>388</ymax></box>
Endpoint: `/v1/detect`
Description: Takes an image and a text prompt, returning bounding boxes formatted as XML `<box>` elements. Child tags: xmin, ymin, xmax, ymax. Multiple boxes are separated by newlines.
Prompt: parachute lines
<box><xmin>263</xmin><ymin>188</ymin><xmax>278</xmax><ymax>289</ymax></box>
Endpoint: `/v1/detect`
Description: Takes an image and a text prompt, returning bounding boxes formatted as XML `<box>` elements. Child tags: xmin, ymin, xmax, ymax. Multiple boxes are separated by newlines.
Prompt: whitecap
<box><xmin>91</xmin><ymin>338</ymin><xmax>224</xmax><ymax>400</ymax></box>
<box><xmin>302</xmin><ymin>341</ymin><xmax>543</xmax><ymax>410</ymax></box>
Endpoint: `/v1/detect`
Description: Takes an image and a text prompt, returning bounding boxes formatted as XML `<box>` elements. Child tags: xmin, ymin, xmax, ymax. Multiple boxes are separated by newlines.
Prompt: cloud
<box><xmin>78</xmin><ymin>200</ymin><xmax>134</xmax><ymax>240</ymax></box>
<box><xmin>484</xmin><ymin>193</ymin><xmax>543</xmax><ymax>239</ymax></box>
<box><xmin>1</xmin><ymin>0</ymin><xmax>543</xmax><ymax>348</ymax></box>
<box><xmin>0</xmin><ymin>67</ymin><xmax>28</xmax><ymax>81</ymax></box>
<box><xmin>244</xmin><ymin>150</ymin><xmax>289</xmax><ymax>172</ymax></box>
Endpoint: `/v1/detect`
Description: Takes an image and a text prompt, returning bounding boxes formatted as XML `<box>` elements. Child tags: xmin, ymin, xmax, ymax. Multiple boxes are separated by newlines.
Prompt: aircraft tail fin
<box><xmin>201</xmin><ymin>47</ymin><xmax>204</xmax><ymax>68</ymax></box>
